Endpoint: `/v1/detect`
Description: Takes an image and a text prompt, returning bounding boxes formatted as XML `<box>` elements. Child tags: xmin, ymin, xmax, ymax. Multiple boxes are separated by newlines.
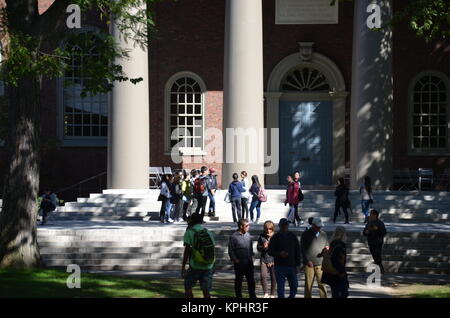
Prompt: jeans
<box><xmin>172</xmin><ymin>198</ymin><xmax>183</xmax><ymax>221</ymax></box>
<box><xmin>241</xmin><ymin>197</ymin><xmax>249</xmax><ymax>219</ymax></box>
<box><xmin>233</xmin><ymin>262</ymin><xmax>256</xmax><ymax>298</ymax></box>
<box><xmin>231</xmin><ymin>198</ymin><xmax>242</xmax><ymax>223</ymax></box>
<box><xmin>249</xmin><ymin>199</ymin><xmax>262</xmax><ymax>221</ymax></box>
<box><xmin>287</xmin><ymin>204</ymin><xmax>301</xmax><ymax>223</ymax></box>
<box><xmin>361</xmin><ymin>200</ymin><xmax>371</xmax><ymax>218</ymax></box>
<box><xmin>164</xmin><ymin>200</ymin><xmax>173</xmax><ymax>222</ymax></box>
<box><xmin>208</xmin><ymin>191</ymin><xmax>216</xmax><ymax>213</ymax></box>
<box><xmin>275</xmin><ymin>265</ymin><xmax>298</xmax><ymax>298</ymax></box>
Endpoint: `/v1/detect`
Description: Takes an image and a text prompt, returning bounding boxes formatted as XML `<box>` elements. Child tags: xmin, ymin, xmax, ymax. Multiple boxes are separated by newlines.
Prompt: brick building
<box><xmin>0</xmin><ymin>0</ymin><xmax>449</xmax><ymax>200</ymax></box>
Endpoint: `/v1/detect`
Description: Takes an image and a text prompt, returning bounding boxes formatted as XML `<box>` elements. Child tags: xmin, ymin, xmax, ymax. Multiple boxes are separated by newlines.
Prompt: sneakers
<box><xmin>255</xmin><ymin>218</ymin><xmax>259</xmax><ymax>224</ymax></box>
<box><xmin>263</xmin><ymin>293</ymin><xmax>270</xmax><ymax>298</ymax></box>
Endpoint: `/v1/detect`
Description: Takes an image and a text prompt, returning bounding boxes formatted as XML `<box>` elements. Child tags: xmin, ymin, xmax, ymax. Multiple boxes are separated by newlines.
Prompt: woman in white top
<box><xmin>240</xmin><ymin>171</ymin><xmax>251</xmax><ymax>221</ymax></box>
<box><xmin>359</xmin><ymin>176</ymin><xmax>373</xmax><ymax>223</ymax></box>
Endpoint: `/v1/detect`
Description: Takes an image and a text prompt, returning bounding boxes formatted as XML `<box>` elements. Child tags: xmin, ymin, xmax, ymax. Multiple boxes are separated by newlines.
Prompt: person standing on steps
<box><xmin>334</xmin><ymin>177</ymin><xmax>350</xmax><ymax>224</ymax></box>
<box><xmin>249</xmin><ymin>175</ymin><xmax>263</xmax><ymax>224</ymax></box>
<box><xmin>363</xmin><ymin>209</ymin><xmax>387</xmax><ymax>274</ymax></box>
<box><xmin>285</xmin><ymin>172</ymin><xmax>303</xmax><ymax>227</ymax></box>
<box><xmin>159</xmin><ymin>174</ymin><xmax>173</xmax><ymax>223</ymax></box>
<box><xmin>206</xmin><ymin>168</ymin><xmax>218</xmax><ymax>218</ymax></box>
<box><xmin>321</xmin><ymin>226</ymin><xmax>349</xmax><ymax>298</ymax></box>
<box><xmin>241</xmin><ymin>171</ymin><xmax>251</xmax><ymax>221</ymax></box>
<box><xmin>181</xmin><ymin>170</ymin><xmax>193</xmax><ymax>221</ymax></box>
<box><xmin>171</xmin><ymin>173</ymin><xmax>184</xmax><ymax>223</ymax></box>
<box><xmin>360</xmin><ymin>176</ymin><xmax>374</xmax><ymax>223</ymax></box>
<box><xmin>301</xmin><ymin>217</ymin><xmax>328</xmax><ymax>298</ymax></box>
<box><xmin>193</xmin><ymin>166</ymin><xmax>209</xmax><ymax>223</ymax></box>
<box><xmin>182</xmin><ymin>213</ymin><xmax>216</xmax><ymax>298</ymax></box>
<box><xmin>257</xmin><ymin>220</ymin><xmax>277</xmax><ymax>298</ymax></box>
<box><xmin>228</xmin><ymin>219</ymin><xmax>257</xmax><ymax>298</ymax></box>
<box><xmin>228</xmin><ymin>173</ymin><xmax>246</xmax><ymax>224</ymax></box>
<box><xmin>267</xmin><ymin>218</ymin><xmax>301</xmax><ymax>298</ymax></box>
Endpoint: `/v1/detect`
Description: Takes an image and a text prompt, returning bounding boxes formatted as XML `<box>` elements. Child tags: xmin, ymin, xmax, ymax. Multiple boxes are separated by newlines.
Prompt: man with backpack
<box><xmin>182</xmin><ymin>213</ymin><xmax>216</xmax><ymax>298</ymax></box>
<box><xmin>228</xmin><ymin>218</ymin><xmax>257</xmax><ymax>298</ymax></box>
<box><xmin>194</xmin><ymin>166</ymin><xmax>209</xmax><ymax>222</ymax></box>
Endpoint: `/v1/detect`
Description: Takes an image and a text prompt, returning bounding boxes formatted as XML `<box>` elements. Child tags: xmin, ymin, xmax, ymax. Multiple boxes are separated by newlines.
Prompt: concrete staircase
<box><xmin>49</xmin><ymin>190</ymin><xmax>450</xmax><ymax>224</ymax></box>
<box><xmin>37</xmin><ymin>225</ymin><xmax>450</xmax><ymax>274</ymax></box>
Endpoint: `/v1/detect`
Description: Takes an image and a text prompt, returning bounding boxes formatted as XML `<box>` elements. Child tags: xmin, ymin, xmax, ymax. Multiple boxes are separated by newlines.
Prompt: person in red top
<box><xmin>285</xmin><ymin>171</ymin><xmax>304</xmax><ymax>227</ymax></box>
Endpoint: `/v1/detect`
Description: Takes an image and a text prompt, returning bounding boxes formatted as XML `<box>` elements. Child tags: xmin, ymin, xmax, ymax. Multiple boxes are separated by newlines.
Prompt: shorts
<box><xmin>184</xmin><ymin>268</ymin><xmax>213</xmax><ymax>291</ymax></box>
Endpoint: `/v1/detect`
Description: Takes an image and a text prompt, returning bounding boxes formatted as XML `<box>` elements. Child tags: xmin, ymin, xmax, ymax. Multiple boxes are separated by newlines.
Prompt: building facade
<box><xmin>0</xmin><ymin>0</ymin><xmax>449</xmax><ymax>199</ymax></box>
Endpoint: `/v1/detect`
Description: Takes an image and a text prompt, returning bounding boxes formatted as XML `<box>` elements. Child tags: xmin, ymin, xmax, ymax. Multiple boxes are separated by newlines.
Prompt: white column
<box><xmin>350</xmin><ymin>0</ymin><xmax>393</xmax><ymax>190</ymax></box>
<box><xmin>222</xmin><ymin>0</ymin><xmax>265</xmax><ymax>186</ymax></box>
<box><xmin>107</xmin><ymin>5</ymin><xmax>150</xmax><ymax>190</ymax></box>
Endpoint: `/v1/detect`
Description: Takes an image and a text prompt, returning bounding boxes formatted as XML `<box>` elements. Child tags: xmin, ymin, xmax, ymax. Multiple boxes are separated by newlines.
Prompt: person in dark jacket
<box><xmin>300</xmin><ymin>217</ymin><xmax>328</xmax><ymax>298</ymax></box>
<box><xmin>321</xmin><ymin>226</ymin><xmax>349</xmax><ymax>298</ymax></box>
<box><xmin>249</xmin><ymin>175</ymin><xmax>262</xmax><ymax>224</ymax></box>
<box><xmin>206</xmin><ymin>168</ymin><xmax>218</xmax><ymax>217</ymax></box>
<box><xmin>228</xmin><ymin>173</ymin><xmax>246</xmax><ymax>223</ymax></box>
<box><xmin>257</xmin><ymin>220</ymin><xmax>277</xmax><ymax>298</ymax></box>
<box><xmin>170</xmin><ymin>174</ymin><xmax>183</xmax><ymax>222</ymax></box>
<box><xmin>363</xmin><ymin>209</ymin><xmax>387</xmax><ymax>274</ymax></box>
<box><xmin>267</xmin><ymin>218</ymin><xmax>301</xmax><ymax>298</ymax></box>
<box><xmin>228</xmin><ymin>219</ymin><xmax>256</xmax><ymax>298</ymax></box>
<box><xmin>334</xmin><ymin>177</ymin><xmax>350</xmax><ymax>224</ymax></box>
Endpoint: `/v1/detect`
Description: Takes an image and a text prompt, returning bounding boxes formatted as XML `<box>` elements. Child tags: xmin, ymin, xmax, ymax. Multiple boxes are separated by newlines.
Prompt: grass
<box><xmin>394</xmin><ymin>284</ymin><xmax>450</xmax><ymax>298</ymax></box>
<box><xmin>0</xmin><ymin>268</ymin><xmax>239</xmax><ymax>298</ymax></box>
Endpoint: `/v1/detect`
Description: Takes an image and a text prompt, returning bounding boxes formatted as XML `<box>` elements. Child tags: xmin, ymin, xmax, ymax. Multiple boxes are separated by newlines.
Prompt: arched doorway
<box><xmin>265</xmin><ymin>44</ymin><xmax>348</xmax><ymax>186</ymax></box>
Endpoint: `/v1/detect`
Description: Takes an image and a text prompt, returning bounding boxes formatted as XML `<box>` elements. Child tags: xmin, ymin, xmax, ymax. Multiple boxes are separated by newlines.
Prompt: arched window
<box><xmin>165</xmin><ymin>72</ymin><xmax>206</xmax><ymax>154</ymax></box>
<box><xmin>59</xmin><ymin>29</ymin><xmax>108</xmax><ymax>146</ymax></box>
<box><xmin>281</xmin><ymin>66</ymin><xmax>330</xmax><ymax>92</ymax></box>
<box><xmin>410</xmin><ymin>71</ymin><xmax>449</xmax><ymax>153</ymax></box>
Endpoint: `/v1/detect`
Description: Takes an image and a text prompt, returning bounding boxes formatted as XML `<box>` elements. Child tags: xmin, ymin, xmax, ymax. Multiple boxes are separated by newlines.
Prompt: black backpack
<box><xmin>192</xmin><ymin>227</ymin><xmax>215</xmax><ymax>266</ymax></box>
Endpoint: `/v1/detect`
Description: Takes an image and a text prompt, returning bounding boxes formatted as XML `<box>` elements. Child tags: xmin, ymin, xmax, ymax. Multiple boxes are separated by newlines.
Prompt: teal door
<box><xmin>279</xmin><ymin>101</ymin><xmax>333</xmax><ymax>185</ymax></box>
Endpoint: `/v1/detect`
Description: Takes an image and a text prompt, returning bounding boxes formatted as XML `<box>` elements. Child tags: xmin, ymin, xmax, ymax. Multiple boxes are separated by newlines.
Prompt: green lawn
<box><xmin>0</xmin><ymin>268</ymin><xmax>239</xmax><ymax>298</ymax></box>
<box><xmin>405</xmin><ymin>285</ymin><xmax>450</xmax><ymax>298</ymax></box>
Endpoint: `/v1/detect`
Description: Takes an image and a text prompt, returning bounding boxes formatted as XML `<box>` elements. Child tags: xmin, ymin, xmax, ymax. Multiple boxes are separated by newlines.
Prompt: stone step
<box><xmin>40</xmin><ymin>258</ymin><xmax>450</xmax><ymax>270</ymax></box>
<box><xmin>39</xmin><ymin>252</ymin><xmax>449</xmax><ymax>263</ymax></box>
<box><xmin>43</xmin><ymin>264</ymin><xmax>450</xmax><ymax>274</ymax></box>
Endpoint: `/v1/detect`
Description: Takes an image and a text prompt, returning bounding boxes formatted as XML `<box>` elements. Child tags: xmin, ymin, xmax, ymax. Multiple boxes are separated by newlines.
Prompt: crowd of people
<box><xmin>181</xmin><ymin>209</ymin><xmax>387</xmax><ymax>299</ymax></box>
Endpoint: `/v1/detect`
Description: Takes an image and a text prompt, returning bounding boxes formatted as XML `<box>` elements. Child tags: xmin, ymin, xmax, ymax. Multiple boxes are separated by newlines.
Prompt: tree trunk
<box><xmin>0</xmin><ymin>76</ymin><xmax>42</xmax><ymax>268</ymax></box>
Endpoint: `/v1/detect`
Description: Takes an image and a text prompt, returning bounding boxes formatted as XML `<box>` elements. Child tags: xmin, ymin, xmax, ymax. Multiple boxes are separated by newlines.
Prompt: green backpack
<box><xmin>192</xmin><ymin>227</ymin><xmax>215</xmax><ymax>266</ymax></box>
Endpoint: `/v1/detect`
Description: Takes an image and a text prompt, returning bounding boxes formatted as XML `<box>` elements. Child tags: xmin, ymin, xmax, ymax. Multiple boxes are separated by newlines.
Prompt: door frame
<box><xmin>265</xmin><ymin>51</ymin><xmax>348</xmax><ymax>186</ymax></box>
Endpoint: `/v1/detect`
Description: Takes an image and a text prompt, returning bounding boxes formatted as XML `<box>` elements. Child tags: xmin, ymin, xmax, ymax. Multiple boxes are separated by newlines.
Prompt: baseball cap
<box><xmin>279</xmin><ymin>218</ymin><xmax>289</xmax><ymax>226</ymax></box>
<box><xmin>312</xmin><ymin>217</ymin><xmax>324</xmax><ymax>227</ymax></box>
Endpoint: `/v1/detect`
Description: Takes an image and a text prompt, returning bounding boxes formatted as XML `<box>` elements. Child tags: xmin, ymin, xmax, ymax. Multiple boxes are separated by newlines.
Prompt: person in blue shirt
<box><xmin>228</xmin><ymin>173</ymin><xmax>246</xmax><ymax>224</ymax></box>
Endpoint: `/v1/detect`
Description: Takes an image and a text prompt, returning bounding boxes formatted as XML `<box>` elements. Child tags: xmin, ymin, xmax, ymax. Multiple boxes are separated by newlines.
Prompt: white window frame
<box><xmin>408</xmin><ymin>70</ymin><xmax>450</xmax><ymax>155</ymax></box>
<box><xmin>57</xmin><ymin>26</ymin><xmax>109</xmax><ymax>147</ymax></box>
<box><xmin>164</xmin><ymin>71</ymin><xmax>207</xmax><ymax>156</ymax></box>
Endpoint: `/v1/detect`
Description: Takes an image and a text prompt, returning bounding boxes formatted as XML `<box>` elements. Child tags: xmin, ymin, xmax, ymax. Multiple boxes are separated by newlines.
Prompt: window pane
<box><xmin>439</xmin><ymin>138</ymin><xmax>446</xmax><ymax>148</ymax></box>
<box><xmin>100</xmin><ymin>126</ymin><xmax>107</xmax><ymax>137</ymax></box>
<box><xmin>195</xmin><ymin>105</ymin><xmax>202</xmax><ymax>115</ymax></box>
<box><xmin>92</xmin><ymin>126</ymin><xmax>99</xmax><ymax>136</ymax></box>
<box><xmin>195</xmin><ymin>94</ymin><xmax>201</xmax><ymax>103</ymax></box>
<box><xmin>170</xmin><ymin>104</ymin><xmax>177</xmax><ymax>114</ymax></box>
<box><xmin>179</xmin><ymin>105</ymin><xmax>185</xmax><ymax>114</ymax></box>
<box><xmin>187</xmin><ymin>105</ymin><xmax>193</xmax><ymax>114</ymax></box>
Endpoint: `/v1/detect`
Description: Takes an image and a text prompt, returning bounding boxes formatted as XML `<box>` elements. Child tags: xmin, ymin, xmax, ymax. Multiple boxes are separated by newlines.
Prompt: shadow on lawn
<box><xmin>0</xmin><ymin>268</ymin><xmax>238</xmax><ymax>298</ymax></box>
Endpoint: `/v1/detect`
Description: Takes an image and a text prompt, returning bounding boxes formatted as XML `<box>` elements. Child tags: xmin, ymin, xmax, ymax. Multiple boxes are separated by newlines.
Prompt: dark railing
<box><xmin>56</xmin><ymin>171</ymin><xmax>107</xmax><ymax>201</ymax></box>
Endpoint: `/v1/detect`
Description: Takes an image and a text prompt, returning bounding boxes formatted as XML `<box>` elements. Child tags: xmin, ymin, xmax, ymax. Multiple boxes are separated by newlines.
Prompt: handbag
<box><xmin>298</xmin><ymin>188</ymin><xmax>304</xmax><ymax>202</ymax></box>
<box><xmin>321</xmin><ymin>247</ymin><xmax>340</xmax><ymax>276</ymax></box>
<box><xmin>157</xmin><ymin>194</ymin><xmax>164</xmax><ymax>202</ymax></box>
